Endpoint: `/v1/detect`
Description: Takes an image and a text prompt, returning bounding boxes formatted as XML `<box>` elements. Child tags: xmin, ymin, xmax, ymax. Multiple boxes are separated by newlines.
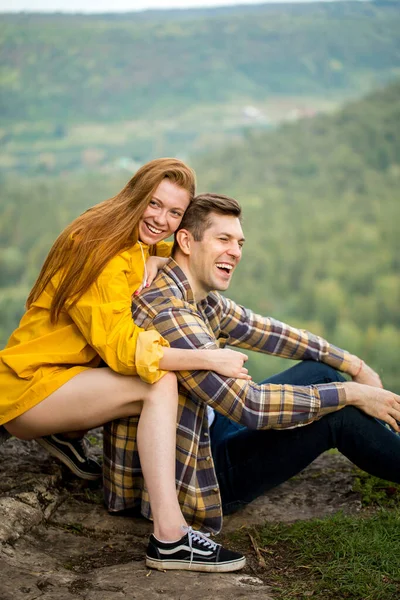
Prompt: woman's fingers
<box><xmin>232</xmin><ymin>352</ymin><xmax>250</xmax><ymax>378</ymax></box>
<box><xmin>207</xmin><ymin>348</ymin><xmax>250</xmax><ymax>379</ymax></box>
<box><xmin>236</xmin><ymin>367</ymin><xmax>251</xmax><ymax>380</ymax></box>
<box><xmin>143</xmin><ymin>256</ymin><xmax>169</xmax><ymax>290</ymax></box>
<box><xmin>236</xmin><ymin>372</ymin><xmax>252</xmax><ymax>380</ymax></box>
<box><xmin>145</xmin><ymin>271</ymin><xmax>157</xmax><ymax>286</ymax></box>
<box><xmin>133</xmin><ymin>275</ymin><xmax>147</xmax><ymax>296</ymax></box>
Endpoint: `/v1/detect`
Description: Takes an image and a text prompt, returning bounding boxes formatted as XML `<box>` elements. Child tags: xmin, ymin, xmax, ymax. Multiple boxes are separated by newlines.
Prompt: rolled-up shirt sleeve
<box><xmin>67</xmin><ymin>253</ymin><xmax>167</xmax><ymax>382</ymax></box>
<box><xmin>152</xmin><ymin>306</ymin><xmax>346</xmax><ymax>430</ymax></box>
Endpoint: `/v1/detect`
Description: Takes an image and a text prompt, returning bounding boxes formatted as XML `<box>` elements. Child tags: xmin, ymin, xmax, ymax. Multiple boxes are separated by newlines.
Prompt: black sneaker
<box><xmin>36</xmin><ymin>434</ymin><xmax>102</xmax><ymax>480</ymax></box>
<box><xmin>0</xmin><ymin>425</ymin><xmax>11</xmax><ymax>445</ymax></box>
<box><xmin>146</xmin><ymin>526</ymin><xmax>246</xmax><ymax>573</ymax></box>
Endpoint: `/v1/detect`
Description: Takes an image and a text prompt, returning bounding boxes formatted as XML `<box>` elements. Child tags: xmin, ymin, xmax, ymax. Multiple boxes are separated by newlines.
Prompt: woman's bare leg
<box><xmin>5</xmin><ymin>368</ymin><xmax>149</xmax><ymax>437</ymax></box>
<box><xmin>136</xmin><ymin>377</ymin><xmax>187</xmax><ymax>540</ymax></box>
<box><xmin>5</xmin><ymin>368</ymin><xmax>186</xmax><ymax>540</ymax></box>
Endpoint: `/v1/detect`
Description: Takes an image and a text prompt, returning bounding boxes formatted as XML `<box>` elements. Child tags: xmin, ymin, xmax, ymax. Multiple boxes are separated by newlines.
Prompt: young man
<box><xmin>104</xmin><ymin>193</ymin><xmax>400</xmax><ymax>572</ymax></box>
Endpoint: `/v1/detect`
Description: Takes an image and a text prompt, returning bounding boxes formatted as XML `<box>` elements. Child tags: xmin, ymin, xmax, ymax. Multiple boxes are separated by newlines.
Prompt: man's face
<box><xmin>188</xmin><ymin>213</ymin><xmax>244</xmax><ymax>297</ymax></box>
<box><xmin>138</xmin><ymin>179</ymin><xmax>191</xmax><ymax>245</ymax></box>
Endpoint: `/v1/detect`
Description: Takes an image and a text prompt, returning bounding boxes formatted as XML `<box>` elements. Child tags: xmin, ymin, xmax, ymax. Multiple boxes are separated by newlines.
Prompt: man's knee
<box><xmin>323</xmin><ymin>405</ymin><xmax>373</xmax><ymax>438</ymax></box>
<box><xmin>314</xmin><ymin>362</ymin><xmax>346</xmax><ymax>383</ymax></box>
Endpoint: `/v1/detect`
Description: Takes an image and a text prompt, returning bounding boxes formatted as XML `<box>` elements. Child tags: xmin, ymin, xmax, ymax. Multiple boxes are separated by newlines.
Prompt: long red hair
<box><xmin>27</xmin><ymin>158</ymin><xmax>196</xmax><ymax>322</ymax></box>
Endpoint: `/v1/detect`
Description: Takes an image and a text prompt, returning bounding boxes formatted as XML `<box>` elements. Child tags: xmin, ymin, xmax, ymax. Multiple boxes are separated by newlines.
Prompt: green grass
<box><xmin>353</xmin><ymin>469</ymin><xmax>400</xmax><ymax>508</ymax></box>
<box><xmin>61</xmin><ymin>522</ymin><xmax>85</xmax><ymax>535</ymax></box>
<box><xmin>83</xmin><ymin>488</ymin><xmax>103</xmax><ymax>506</ymax></box>
<box><xmin>86</xmin><ymin>434</ymin><xmax>103</xmax><ymax>448</ymax></box>
<box><xmin>250</xmin><ymin>510</ymin><xmax>400</xmax><ymax>599</ymax></box>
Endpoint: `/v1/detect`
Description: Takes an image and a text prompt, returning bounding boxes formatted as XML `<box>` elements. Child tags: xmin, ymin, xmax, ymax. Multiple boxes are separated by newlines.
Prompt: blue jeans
<box><xmin>211</xmin><ymin>361</ymin><xmax>400</xmax><ymax>515</ymax></box>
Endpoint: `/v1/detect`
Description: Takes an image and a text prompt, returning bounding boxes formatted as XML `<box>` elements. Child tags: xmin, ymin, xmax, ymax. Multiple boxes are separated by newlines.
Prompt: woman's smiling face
<box><xmin>138</xmin><ymin>178</ymin><xmax>191</xmax><ymax>245</ymax></box>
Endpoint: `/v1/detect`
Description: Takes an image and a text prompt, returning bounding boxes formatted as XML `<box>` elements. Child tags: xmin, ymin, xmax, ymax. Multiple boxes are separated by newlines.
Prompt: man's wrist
<box><xmin>346</xmin><ymin>354</ymin><xmax>364</xmax><ymax>378</ymax></box>
<box><xmin>342</xmin><ymin>381</ymin><xmax>362</xmax><ymax>407</ymax></box>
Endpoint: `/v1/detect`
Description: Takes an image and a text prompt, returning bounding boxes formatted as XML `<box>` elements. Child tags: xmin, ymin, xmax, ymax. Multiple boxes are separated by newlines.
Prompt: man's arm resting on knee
<box><xmin>152</xmin><ymin>308</ymin><xmax>347</xmax><ymax>430</ymax></box>
<box><xmin>214</xmin><ymin>293</ymin><xmax>381</xmax><ymax>386</ymax></box>
<box><xmin>342</xmin><ymin>381</ymin><xmax>400</xmax><ymax>432</ymax></box>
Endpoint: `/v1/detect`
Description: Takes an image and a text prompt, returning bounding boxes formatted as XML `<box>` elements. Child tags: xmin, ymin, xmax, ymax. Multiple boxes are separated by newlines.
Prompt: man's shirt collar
<box><xmin>162</xmin><ymin>258</ymin><xmax>196</xmax><ymax>306</ymax></box>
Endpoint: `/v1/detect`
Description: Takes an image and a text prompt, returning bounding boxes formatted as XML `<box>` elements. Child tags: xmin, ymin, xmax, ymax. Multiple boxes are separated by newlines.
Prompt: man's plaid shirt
<box><xmin>103</xmin><ymin>259</ymin><xmax>352</xmax><ymax>533</ymax></box>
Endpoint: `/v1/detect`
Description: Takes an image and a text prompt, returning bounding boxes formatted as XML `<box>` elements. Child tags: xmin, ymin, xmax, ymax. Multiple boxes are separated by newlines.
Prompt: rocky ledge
<box><xmin>0</xmin><ymin>433</ymin><xmax>360</xmax><ymax>600</ymax></box>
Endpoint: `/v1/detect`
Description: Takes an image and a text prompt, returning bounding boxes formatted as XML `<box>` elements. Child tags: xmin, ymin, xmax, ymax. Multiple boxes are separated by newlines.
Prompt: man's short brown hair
<box><xmin>172</xmin><ymin>193</ymin><xmax>242</xmax><ymax>254</ymax></box>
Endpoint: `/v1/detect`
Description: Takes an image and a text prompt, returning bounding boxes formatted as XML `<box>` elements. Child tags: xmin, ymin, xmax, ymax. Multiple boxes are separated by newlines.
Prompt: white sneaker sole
<box><xmin>36</xmin><ymin>437</ymin><xmax>101</xmax><ymax>481</ymax></box>
<box><xmin>145</xmin><ymin>556</ymin><xmax>246</xmax><ymax>573</ymax></box>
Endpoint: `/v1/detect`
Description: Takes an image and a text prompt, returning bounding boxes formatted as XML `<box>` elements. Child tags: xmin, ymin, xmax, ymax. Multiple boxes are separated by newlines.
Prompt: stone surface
<box><xmin>0</xmin><ymin>434</ymin><xmax>361</xmax><ymax>599</ymax></box>
<box><xmin>0</xmin><ymin>496</ymin><xmax>41</xmax><ymax>544</ymax></box>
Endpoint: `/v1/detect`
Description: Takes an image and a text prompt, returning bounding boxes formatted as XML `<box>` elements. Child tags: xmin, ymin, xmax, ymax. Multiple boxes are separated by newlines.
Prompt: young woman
<box><xmin>0</xmin><ymin>158</ymin><xmax>249</xmax><ymax>563</ymax></box>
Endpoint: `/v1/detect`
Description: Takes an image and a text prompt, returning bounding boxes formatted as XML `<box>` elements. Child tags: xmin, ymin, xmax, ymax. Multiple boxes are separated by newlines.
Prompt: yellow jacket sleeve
<box><xmin>66</xmin><ymin>252</ymin><xmax>167</xmax><ymax>383</ymax></box>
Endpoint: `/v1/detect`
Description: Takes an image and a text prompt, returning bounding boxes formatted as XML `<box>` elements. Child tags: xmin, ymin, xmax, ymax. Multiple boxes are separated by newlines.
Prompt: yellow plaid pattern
<box><xmin>103</xmin><ymin>259</ymin><xmax>351</xmax><ymax>533</ymax></box>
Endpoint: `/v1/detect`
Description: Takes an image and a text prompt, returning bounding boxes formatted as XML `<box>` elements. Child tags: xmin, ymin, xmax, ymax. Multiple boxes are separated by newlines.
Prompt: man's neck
<box><xmin>173</xmin><ymin>255</ymin><xmax>208</xmax><ymax>303</ymax></box>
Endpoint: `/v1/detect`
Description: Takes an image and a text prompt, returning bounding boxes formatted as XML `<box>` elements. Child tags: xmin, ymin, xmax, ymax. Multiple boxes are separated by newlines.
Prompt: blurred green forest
<box><xmin>1</xmin><ymin>1</ymin><xmax>400</xmax><ymax>175</ymax></box>
<box><xmin>194</xmin><ymin>80</ymin><xmax>400</xmax><ymax>389</ymax></box>
<box><xmin>2</xmin><ymin>2</ymin><xmax>399</xmax><ymax>122</ymax></box>
<box><xmin>1</xmin><ymin>80</ymin><xmax>399</xmax><ymax>391</ymax></box>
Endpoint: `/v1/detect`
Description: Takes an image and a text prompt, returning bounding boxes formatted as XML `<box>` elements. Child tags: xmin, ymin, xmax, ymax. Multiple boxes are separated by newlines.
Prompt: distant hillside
<box><xmin>1</xmin><ymin>1</ymin><xmax>400</xmax><ymax>123</ymax></box>
<box><xmin>0</xmin><ymin>80</ymin><xmax>399</xmax><ymax>388</ymax></box>
<box><xmin>194</xmin><ymin>80</ymin><xmax>400</xmax><ymax>388</ymax></box>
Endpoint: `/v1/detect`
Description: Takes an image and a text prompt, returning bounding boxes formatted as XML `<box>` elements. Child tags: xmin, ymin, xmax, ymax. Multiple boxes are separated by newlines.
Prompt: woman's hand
<box><xmin>208</xmin><ymin>348</ymin><xmax>251</xmax><ymax>380</ymax></box>
<box><xmin>160</xmin><ymin>347</ymin><xmax>251</xmax><ymax>380</ymax></box>
<box><xmin>344</xmin><ymin>381</ymin><xmax>400</xmax><ymax>432</ymax></box>
<box><xmin>134</xmin><ymin>256</ymin><xmax>169</xmax><ymax>296</ymax></box>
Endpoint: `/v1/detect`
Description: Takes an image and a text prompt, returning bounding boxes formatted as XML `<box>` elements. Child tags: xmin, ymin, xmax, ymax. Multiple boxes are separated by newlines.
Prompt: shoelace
<box><xmin>182</xmin><ymin>525</ymin><xmax>218</xmax><ymax>569</ymax></box>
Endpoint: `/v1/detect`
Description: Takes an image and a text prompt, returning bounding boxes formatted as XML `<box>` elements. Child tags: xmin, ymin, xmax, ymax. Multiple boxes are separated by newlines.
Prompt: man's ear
<box><xmin>175</xmin><ymin>229</ymin><xmax>193</xmax><ymax>256</ymax></box>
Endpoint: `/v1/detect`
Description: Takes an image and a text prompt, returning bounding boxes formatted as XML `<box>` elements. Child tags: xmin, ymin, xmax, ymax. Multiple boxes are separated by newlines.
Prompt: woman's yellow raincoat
<box><xmin>0</xmin><ymin>241</ymin><xmax>171</xmax><ymax>425</ymax></box>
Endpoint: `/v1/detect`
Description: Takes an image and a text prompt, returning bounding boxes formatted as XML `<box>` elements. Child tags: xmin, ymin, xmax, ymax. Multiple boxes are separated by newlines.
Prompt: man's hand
<box><xmin>344</xmin><ymin>381</ymin><xmax>400</xmax><ymax>432</ymax></box>
<box><xmin>348</xmin><ymin>355</ymin><xmax>383</xmax><ymax>388</ymax></box>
